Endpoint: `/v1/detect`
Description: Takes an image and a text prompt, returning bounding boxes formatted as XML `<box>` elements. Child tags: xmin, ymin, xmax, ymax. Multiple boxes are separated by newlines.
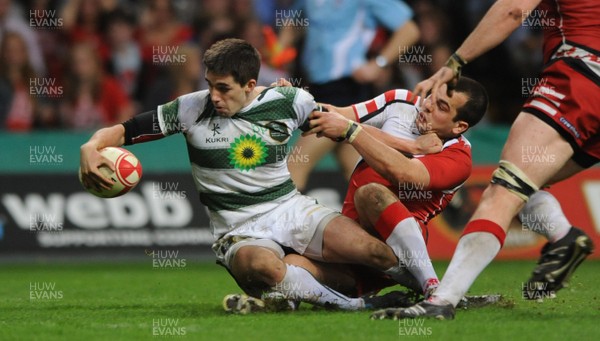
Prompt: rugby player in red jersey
<box><xmin>289</xmin><ymin>77</ymin><xmax>486</xmax><ymax>300</ymax></box>
<box><xmin>373</xmin><ymin>0</ymin><xmax>597</xmax><ymax>320</ymax></box>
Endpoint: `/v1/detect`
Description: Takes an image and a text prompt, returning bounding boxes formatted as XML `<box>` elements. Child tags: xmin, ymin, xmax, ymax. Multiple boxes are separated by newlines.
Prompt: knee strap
<box><xmin>490</xmin><ymin>160</ymin><xmax>539</xmax><ymax>201</ymax></box>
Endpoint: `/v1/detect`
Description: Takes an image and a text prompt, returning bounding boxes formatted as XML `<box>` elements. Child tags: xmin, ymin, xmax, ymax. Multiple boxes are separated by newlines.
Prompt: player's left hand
<box><xmin>302</xmin><ymin>110</ymin><xmax>351</xmax><ymax>141</ymax></box>
<box><xmin>79</xmin><ymin>143</ymin><xmax>115</xmax><ymax>191</ymax></box>
<box><xmin>413</xmin><ymin>66</ymin><xmax>456</xmax><ymax>105</ymax></box>
<box><xmin>352</xmin><ymin>60</ymin><xmax>383</xmax><ymax>84</ymax></box>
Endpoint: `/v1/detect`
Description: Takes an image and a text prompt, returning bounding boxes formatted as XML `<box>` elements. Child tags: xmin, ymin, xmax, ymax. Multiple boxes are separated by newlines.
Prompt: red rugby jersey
<box><xmin>537</xmin><ymin>0</ymin><xmax>600</xmax><ymax>63</ymax></box>
<box><xmin>342</xmin><ymin>89</ymin><xmax>472</xmax><ymax>225</ymax></box>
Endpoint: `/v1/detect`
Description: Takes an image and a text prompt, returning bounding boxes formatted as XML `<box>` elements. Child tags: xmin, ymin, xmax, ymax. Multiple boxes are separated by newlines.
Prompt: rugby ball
<box><xmin>79</xmin><ymin>147</ymin><xmax>143</xmax><ymax>198</ymax></box>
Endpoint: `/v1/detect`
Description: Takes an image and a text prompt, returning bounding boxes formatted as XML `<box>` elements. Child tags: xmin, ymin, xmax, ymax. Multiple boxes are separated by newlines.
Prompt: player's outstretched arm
<box><xmin>414</xmin><ymin>0</ymin><xmax>542</xmax><ymax>101</ymax></box>
<box><xmin>346</xmin><ymin>126</ymin><xmax>430</xmax><ymax>185</ymax></box>
<box><xmin>455</xmin><ymin>0</ymin><xmax>542</xmax><ymax>64</ymax></box>
<box><xmin>306</xmin><ymin>108</ymin><xmax>442</xmax><ymax>155</ymax></box>
<box><xmin>80</xmin><ymin>125</ymin><xmax>125</xmax><ymax>191</ymax></box>
<box><xmin>317</xmin><ymin>104</ymin><xmax>442</xmax><ymax>155</ymax></box>
<box><xmin>356</xmin><ymin>125</ymin><xmax>441</xmax><ymax>155</ymax></box>
<box><xmin>361</xmin><ymin>125</ymin><xmax>442</xmax><ymax>155</ymax></box>
<box><xmin>305</xmin><ymin>111</ymin><xmax>430</xmax><ymax>185</ymax></box>
<box><xmin>321</xmin><ymin>103</ymin><xmax>355</xmax><ymax>120</ymax></box>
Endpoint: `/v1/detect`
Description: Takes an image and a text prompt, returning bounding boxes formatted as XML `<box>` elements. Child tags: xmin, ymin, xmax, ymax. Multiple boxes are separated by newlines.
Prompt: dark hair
<box><xmin>453</xmin><ymin>76</ymin><xmax>488</xmax><ymax>129</ymax></box>
<box><xmin>65</xmin><ymin>42</ymin><xmax>102</xmax><ymax>105</ymax></box>
<box><xmin>203</xmin><ymin>38</ymin><xmax>260</xmax><ymax>86</ymax></box>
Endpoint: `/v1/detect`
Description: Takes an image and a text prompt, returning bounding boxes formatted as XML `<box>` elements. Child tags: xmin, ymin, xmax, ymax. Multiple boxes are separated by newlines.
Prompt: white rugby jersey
<box><xmin>156</xmin><ymin>87</ymin><xmax>315</xmax><ymax>238</ymax></box>
<box><xmin>352</xmin><ymin>89</ymin><xmax>421</xmax><ymax>141</ymax></box>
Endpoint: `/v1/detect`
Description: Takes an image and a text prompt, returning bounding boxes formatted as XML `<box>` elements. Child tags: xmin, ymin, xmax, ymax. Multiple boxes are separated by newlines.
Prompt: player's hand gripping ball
<box><xmin>79</xmin><ymin>147</ymin><xmax>143</xmax><ymax>198</ymax></box>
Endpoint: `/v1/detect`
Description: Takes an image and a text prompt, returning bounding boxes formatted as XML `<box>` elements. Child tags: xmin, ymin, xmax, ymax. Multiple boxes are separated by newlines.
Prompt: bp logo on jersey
<box><xmin>228</xmin><ymin>134</ymin><xmax>268</xmax><ymax>171</ymax></box>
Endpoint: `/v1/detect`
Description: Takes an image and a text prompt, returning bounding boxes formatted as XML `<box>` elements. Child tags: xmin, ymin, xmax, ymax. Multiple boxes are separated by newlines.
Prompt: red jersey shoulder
<box><xmin>416</xmin><ymin>135</ymin><xmax>472</xmax><ymax>190</ymax></box>
<box><xmin>443</xmin><ymin>135</ymin><xmax>471</xmax><ymax>152</ymax></box>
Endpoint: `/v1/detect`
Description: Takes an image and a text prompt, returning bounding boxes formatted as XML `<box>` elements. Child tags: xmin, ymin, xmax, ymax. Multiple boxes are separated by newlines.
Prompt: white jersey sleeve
<box><xmin>290</xmin><ymin>87</ymin><xmax>317</xmax><ymax>130</ymax></box>
<box><xmin>352</xmin><ymin>89</ymin><xmax>419</xmax><ymax>128</ymax></box>
<box><xmin>156</xmin><ymin>90</ymin><xmax>210</xmax><ymax>135</ymax></box>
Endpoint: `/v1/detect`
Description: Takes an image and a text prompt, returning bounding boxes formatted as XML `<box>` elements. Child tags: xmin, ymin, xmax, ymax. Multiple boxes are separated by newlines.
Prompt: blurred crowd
<box><xmin>0</xmin><ymin>0</ymin><xmax>544</xmax><ymax>132</ymax></box>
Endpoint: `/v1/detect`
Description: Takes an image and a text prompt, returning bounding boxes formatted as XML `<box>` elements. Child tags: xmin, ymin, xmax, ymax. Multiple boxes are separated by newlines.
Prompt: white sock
<box><xmin>432</xmin><ymin>232</ymin><xmax>501</xmax><ymax>307</ymax></box>
<box><xmin>273</xmin><ymin>264</ymin><xmax>365</xmax><ymax>310</ymax></box>
<box><xmin>385</xmin><ymin>217</ymin><xmax>438</xmax><ymax>292</ymax></box>
<box><xmin>519</xmin><ymin>190</ymin><xmax>571</xmax><ymax>242</ymax></box>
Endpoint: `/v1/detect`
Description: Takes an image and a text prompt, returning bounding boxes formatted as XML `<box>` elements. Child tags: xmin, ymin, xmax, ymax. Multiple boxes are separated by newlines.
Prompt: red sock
<box><xmin>462</xmin><ymin>219</ymin><xmax>507</xmax><ymax>248</ymax></box>
<box><xmin>374</xmin><ymin>202</ymin><xmax>412</xmax><ymax>240</ymax></box>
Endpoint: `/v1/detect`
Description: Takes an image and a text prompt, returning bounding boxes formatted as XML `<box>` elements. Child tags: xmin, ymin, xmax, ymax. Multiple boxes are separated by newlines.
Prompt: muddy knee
<box><xmin>355</xmin><ymin>183</ymin><xmax>399</xmax><ymax>226</ymax></box>
<box><xmin>231</xmin><ymin>246</ymin><xmax>287</xmax><ymax>286</ymax></box>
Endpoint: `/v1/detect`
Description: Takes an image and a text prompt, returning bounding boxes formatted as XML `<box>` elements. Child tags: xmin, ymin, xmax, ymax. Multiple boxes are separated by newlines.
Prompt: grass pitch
<box><xmin>1</xmin><ymin>260</ymin><xmax>599</xmax><ymax>341</ymax></box>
